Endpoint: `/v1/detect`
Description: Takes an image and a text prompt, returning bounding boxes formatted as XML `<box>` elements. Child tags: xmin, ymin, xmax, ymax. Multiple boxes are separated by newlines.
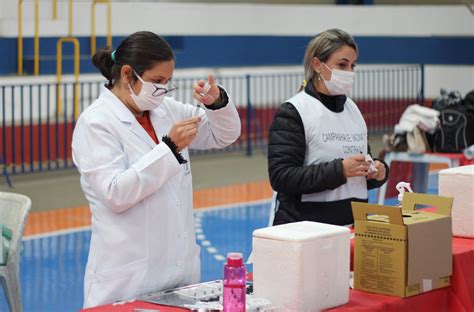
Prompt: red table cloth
<box><xmin>82</xmin><ymin>237</ymin><xmax>474</xmax><ymax>312</ymax></box>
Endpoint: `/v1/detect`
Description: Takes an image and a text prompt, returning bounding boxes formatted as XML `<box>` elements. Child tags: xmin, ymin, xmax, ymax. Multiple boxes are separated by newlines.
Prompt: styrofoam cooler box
<box><xmin>439</xmin><ymin>165</ymin><xmax>474</xmax><ymax>238</ymax></box>
<box><xmin>252</xmin><ymin>221</ymin><xmax>351</xmax><ymax>312</ymax></box>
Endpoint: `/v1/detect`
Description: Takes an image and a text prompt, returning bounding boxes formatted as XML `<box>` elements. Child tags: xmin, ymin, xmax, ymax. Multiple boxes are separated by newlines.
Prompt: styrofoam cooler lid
<box><xmin>252</xmin><ymin>221</ymin><xmax>350</xmax><ymax>242</ymax></box>
<box><xmin>439</xmin><ymin>165</ymin><xmax>474</xmax><ymax>176</ymax></box>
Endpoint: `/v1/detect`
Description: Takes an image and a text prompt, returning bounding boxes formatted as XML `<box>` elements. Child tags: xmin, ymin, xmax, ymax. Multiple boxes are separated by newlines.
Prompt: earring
<box><xmin>316</xmin><ymin>72</ymin><xmax>322</xmax><ymax>81</ymax></box>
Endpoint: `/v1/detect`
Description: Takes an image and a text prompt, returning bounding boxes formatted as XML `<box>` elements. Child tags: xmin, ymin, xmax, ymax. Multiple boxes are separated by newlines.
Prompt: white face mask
<box><xmin>321</xmin><ymin>63</ymin><xmax>355</xmax><ymax>95</ymax></box>
<box><xmin>128</xmin><ymin>71</ymin><xmax>169</xmax><ymax>111</ymax></box>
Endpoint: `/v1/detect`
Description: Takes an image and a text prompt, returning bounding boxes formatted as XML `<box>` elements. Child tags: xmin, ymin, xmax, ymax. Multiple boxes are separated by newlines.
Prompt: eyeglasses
<box><xmin>133</xmin><ymin>70</ymin><xmax>178</xmax><ymax>97</ymax></box>
<box><xmin>153</xmin><ymin>80</ymin><xmax>178</xmax><ymax>97</ymax></box>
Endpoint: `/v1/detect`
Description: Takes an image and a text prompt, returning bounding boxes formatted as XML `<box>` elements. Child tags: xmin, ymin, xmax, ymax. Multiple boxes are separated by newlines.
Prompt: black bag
<box><xmin>432</xmin><ymin>90</ymin><xmax>474</xmax><ymax>153</ymax></box>
<box><xmin>432</xmin><ymin>89</ymin><xmax>462</xmax><ymax>111</ymax></box>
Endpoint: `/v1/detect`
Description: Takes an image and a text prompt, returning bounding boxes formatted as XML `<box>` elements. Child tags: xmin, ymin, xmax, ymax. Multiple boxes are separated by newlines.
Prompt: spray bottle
<box><xmin>463</xmin><ymin>145</ymin><xmax>474</xmax><ymax>160</ymax></box>
<box><xmin>396</xmin><ymin>182</ymin><xmax>413</xmax><ymax>207</ymax></box>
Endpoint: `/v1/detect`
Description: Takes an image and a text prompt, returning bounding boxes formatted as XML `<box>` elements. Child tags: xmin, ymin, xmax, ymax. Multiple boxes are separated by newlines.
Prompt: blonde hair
<box><xmin>299</xmin><ymin>29</ymin><xmax>358</xmax><ymax>91</ymax></box>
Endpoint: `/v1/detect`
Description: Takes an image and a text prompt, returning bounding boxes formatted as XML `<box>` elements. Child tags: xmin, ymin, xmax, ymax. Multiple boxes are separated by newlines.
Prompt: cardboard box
<box><xmin>252</xmin><ymin>221</ymin><xmax>350</xmax><ymax>311</ymax></box>
<box><xmin>352</xmin><ymin>192</ymin><xmax>453</xmax><ymax>297</ymax></box>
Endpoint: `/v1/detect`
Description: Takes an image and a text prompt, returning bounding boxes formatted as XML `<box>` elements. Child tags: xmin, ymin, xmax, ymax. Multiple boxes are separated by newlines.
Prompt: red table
<box><xmin>82</xmin><ymin>237</ymin><xmax>474</xmax><ymax>312</ymax></box>
<box><xmin>338</xmin><ymin>236</ymin><xmax>474</xmax><ymax>312</ymax></box>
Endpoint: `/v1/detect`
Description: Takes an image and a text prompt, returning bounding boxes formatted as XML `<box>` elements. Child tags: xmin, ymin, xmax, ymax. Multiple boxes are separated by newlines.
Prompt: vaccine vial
<box><xmin>199</xmin><ymin>82</ymin><xmax>212</xmax><ymax>97</ymax></box>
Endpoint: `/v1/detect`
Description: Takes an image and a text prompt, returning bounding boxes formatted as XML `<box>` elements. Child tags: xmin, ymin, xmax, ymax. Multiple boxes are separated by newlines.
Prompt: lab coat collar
<box><xmin>99</xmin><ymin>86</ymin><xmax>163</xmax><ymax>149</ymax></box>
<box><xmin>100</xmin><ymin>86</ymin><xmax>168</xmax><ymax>121</ymax></box>
<box><xmin>100</xmin><ymin>86</ymin><xmax>136</xmax><ymax>124</ymax></box>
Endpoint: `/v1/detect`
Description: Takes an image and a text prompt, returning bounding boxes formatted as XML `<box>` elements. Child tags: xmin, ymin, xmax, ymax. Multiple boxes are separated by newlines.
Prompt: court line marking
<box><xmin>24</xmin><ymin>226</ymin><xmax>91</xmax><ymax>241</ymax></box>
<box><xmin>23</xmin><ymin>179</ymin><xmax>273</xmax><ymax>236</ymax></box>
<box><xmin>23</xmin><ymin>199</ymin><xmax>272</xmax><ymax>240</ymax></box>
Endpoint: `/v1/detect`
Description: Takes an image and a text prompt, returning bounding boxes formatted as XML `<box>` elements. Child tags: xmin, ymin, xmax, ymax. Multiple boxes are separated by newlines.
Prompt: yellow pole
<box><xmin>91</xmin><ymin>0</ymin><xmax>112</xmax><ymax>56</ymax></box>
<box><xmin>68</xmin><ymin>0</ymin><xmax>73</xmax><ymax>37</ymax></box>
<box><xmin>53</xmin><ymin>0</ymin><xmax>57</xmax><ymax>19</ymax></box>
<box><xmin>56</xmin><ymin>39</ymin><xmax>63</xmax><ymax>114</ymax></box>
<box><xmin>90</xmin><ymin>2</ymin><xmax>96</xmax><ymax>56</ymax></box>
<box><xmin>56</xmin><ymin>37</ymin><xmax>81</xmax><ymax>117</ymax></box>
<box><xmin>73</xmin><ymin>38</ymin><xmax>80</xmax><ymax>118</ymax></box>
<box><xmin>106</xmin><ymin>0</ymin><xmax>112</xmax><ymax>48</ymax></box>
<box><xmin>57</xmin><ymin>41</ymin><xmax>62</xmax><ymax>80</ymax></box>
<box><xmin>17</xmin><ymin>0</ymin><xmax>23</xmax><ymax>75</ymax></box>
<box><xmin>34</xmin><ymin>0</ymin><xmax>39</xmax><ymax>75</ymax></box>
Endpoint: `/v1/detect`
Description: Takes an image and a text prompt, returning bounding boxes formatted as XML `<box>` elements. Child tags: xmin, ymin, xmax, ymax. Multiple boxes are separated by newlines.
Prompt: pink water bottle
<box><xmin>223</xmin><ymin>252</ymin><xmax>246</xmax><ymax>312</ymax></box>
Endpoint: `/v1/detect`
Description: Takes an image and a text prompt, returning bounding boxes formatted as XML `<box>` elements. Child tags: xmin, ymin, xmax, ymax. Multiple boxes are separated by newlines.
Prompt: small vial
<box><xmin>223</xmin><ymin>252</ymin><xmax>246</xmax><ymax>312</ymax></box>
<box><xmin>365</xmin><ymin>154</ymin><xmax>378</xmax><ymax>174</ymax></box>
<box><xmin>194</xmin><ymin>103</ymin><xmax>202</xmax><ymax>116</ymax></box>
<box><xmin>199</xmin><ymin>82</ymin><xmax>212</xmax><ymax>97</ymax></box>
<box><xmin>195</xmin><ymin>82</ymin><xmax>211</xmax><ymax>116</ymax></box>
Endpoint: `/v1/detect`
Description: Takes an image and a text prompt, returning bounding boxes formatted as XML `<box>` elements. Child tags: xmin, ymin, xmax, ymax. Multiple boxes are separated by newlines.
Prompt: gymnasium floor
<box><xmin>0</xmin><ymin>167</ymin><xmax>440</xmax><ymax>311</ymax></box>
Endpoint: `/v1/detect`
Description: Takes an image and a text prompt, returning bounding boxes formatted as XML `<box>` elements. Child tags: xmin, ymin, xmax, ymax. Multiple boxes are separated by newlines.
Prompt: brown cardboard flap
<box><xmin>407</xmin><ymin>218</ymin><xmax>453</xmax><ymax>285</ymax></box>
<box><xmin>352</xmin><ymin>202</ymin><xmax>404</xmax><ymax>225</ymax></box>
<box><xmin>402</xmin><ymin>193</ymin><xmax>453</xmax><ymax>216</ymax></box>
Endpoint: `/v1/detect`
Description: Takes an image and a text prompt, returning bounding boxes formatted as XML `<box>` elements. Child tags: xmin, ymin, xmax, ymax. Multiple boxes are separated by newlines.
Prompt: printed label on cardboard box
<box><xmin>354</xmin><ymin>221</ymin><xmax>407</xmax><ymax>296</ymax></box>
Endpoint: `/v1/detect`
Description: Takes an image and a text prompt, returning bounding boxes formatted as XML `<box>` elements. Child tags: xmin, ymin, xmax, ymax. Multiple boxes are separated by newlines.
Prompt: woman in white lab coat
<box><xmin>72</xmin><ymin>31</ymin><xmax>241</xmax><ymax>308</ymax></box>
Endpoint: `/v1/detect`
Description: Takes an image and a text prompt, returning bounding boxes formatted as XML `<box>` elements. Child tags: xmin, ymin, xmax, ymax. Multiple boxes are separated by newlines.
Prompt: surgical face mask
<box><xmin>129</xmin><ymin>71</ymin><xmax>176</xmax><ymax>111</ymax></box>
<box><xmin>321</xmin><ymin>63</ymin><xmax>355</xmax><ymax>95</ymax></box>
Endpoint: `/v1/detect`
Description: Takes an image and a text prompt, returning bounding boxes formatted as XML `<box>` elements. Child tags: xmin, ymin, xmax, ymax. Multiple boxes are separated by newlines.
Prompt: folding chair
<box><xmin>0</xmin><ymin>192</ymin><xmax>31</xmax><ymax>312</ymax></box>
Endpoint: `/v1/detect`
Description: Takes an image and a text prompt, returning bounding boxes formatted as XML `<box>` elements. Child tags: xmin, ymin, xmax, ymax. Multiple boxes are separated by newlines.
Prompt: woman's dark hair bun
<box><xmin>92</xmin><ymin>47</ymin><xmax>114</xmax><ymax>83</ymax></box>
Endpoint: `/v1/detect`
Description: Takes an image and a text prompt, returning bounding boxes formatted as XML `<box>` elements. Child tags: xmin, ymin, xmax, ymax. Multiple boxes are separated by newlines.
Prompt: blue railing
<box><xmin>0</xmin><ymin>65</ymin><xmax>423</xmax><ymax>178</ymax></box>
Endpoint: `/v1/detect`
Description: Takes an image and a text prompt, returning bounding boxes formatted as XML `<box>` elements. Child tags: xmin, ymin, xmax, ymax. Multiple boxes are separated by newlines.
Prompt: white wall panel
<box><xmin>0</xmin><ymin>2</ymin><xmax>472</xmax><ymax>37</ymax></box>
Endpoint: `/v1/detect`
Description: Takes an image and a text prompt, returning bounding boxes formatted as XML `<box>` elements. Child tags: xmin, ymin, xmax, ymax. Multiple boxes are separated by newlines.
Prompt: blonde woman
<box><xmin>267</xmin><ymin>29</ymin><xmax>388</xmax><ymax>226</ymax></box>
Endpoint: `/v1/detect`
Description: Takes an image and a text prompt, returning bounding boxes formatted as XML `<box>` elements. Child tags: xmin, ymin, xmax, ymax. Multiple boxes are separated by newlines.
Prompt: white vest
<box><xmin>288</xmin><ymin>91</ymin><xmax>368</xmax><ymax>202</ymax></box>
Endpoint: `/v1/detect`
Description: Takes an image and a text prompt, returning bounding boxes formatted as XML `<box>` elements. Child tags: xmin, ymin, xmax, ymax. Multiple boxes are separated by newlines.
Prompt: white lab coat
<box><xmin>72</xmin><ymin>86</ymin><xmax>241</xmax><ymax>308</ymax></box>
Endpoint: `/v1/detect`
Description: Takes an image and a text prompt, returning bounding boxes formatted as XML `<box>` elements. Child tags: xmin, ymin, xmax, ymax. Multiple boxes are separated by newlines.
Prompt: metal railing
<box><xmin>17</xmin><ymin>0</ymin><xmax>112</xmax><ymax>76</ymax></box>
<box><xmin>91</xmin><ymin>0</ymin><xmax>112</xmax><ymax>56</ymax></box>
<box><xmin>17</xmin><ymin>0</ymin><xmax>40</xmax><ymax>75</ymax></box>
<box><xmin>17</xmin><ymin>0</ymin><xmax>23</xmax><ymax>75</ymax></box>
<box><xmin>52</xmin><ymin>0</ymin><xmax>58</xmax><ymax>19</ymax></box>
<box><xmin>0</xmin><ymin>66</ymin><xmax>423</xmax><ymax>177</ymax></box>
<box><xmin>17</xmin><ymin>0</ymin><xmax>65</xmax><ymax>76</ymax></box>
<box><xmin>55</xmin><ymin>0</ymin><xmax>81</xmax><ymax>117</ymax></box>
<box><xmin>56</xmin><ymin>38</ymin><xmax>81</xmax><ymax>118</ymax></box>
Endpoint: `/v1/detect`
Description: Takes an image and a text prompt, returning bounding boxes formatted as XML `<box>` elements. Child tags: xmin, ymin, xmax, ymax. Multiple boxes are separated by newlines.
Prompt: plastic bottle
<box><xmin>463</xmin><ymin>145</ymin><xmax>474</xmax><ymax>160</ymax></box>
<box><xmin>223</xmin><ymin>252</ymin><xmax>246</xmax><ymax>312</ymax></box>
